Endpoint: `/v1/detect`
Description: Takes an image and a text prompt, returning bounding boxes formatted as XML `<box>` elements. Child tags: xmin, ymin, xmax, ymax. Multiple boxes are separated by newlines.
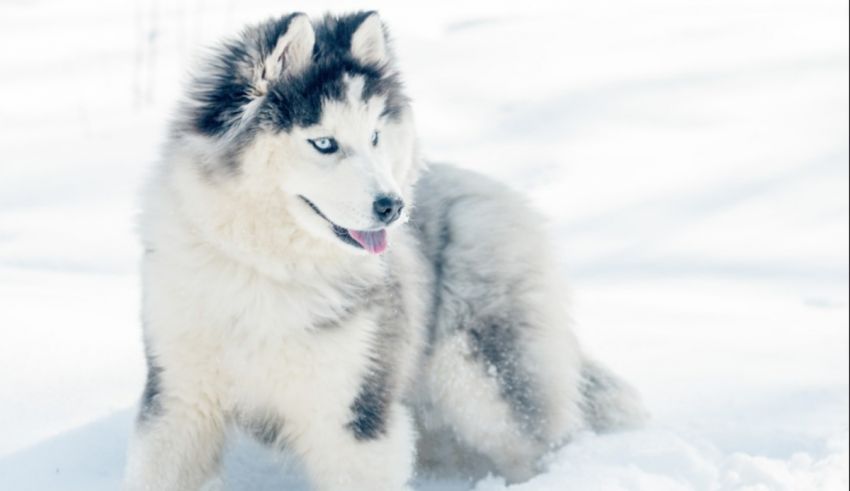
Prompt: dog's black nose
<box><xmin>373</xmin><ymin>195</ymin><xmax>404</xmax><ymax>225</ymax></box>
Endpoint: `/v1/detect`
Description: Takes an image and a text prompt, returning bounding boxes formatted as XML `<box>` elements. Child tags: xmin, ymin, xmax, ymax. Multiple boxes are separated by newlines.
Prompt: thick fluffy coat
<box><xmin>124</xmin><ymin>11</ymin><xmax>645</xmax><ymax>491</ymax></box>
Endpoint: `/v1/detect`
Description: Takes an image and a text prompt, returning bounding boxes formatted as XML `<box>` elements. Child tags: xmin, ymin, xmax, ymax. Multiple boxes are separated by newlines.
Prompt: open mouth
<box><xmin>299</xmin><ymin>196</ymin><xmax>388</xmax><ymax>255</ymax></box>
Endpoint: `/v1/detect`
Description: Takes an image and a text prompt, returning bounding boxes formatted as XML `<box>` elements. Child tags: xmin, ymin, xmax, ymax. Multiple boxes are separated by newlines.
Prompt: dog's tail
<box><xmin>579</xmin><ymin>358</ymin><xmax>649</xmax><ymax>432</ymax></box>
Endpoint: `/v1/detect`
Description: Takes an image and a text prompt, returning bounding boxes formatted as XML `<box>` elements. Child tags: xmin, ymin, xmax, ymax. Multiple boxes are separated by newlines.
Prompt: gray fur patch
<box><xmin>420</xmin><ymin>195</ymin><xmax>471</xmax><ymax>353</ymax></box>
<box><xmin>579</xmin><ymin>365</ymin><xmax>607</xmax><ymax>431</ymax></box>
<box><xmin>467</xmin><ymin>319</ymin><xmax>544</xmax><ymax>436</ymax></box>
<box><xmin>137</xmin><ymin>350</ymin><xmax>164</xmax><ymax>425</ymax></box>
<box><xmin>244</xmin><ymin>414</ymin><xmax>286</xmax><ymax>447</ymax></box>
<box><xmin>312</xmin><ymin>302</ymin><xmax>361</xmax><ymax>330</ymax></box>
<box><xmin>312</xmin><ymin>283</ymin><xmax>383</xmax><ymax>330</ymax></box>
<box><xmin>579</xmin><ymin>360</ymin><xmax>647</xmax><ymax>432</ymax></box>
<box><xmin>345</xmin><ymin>273</ymin><xmax>407</xmax><ymax>441</ymax></box>
<box><xmin>425</xmin><ymin>209</ymin><xmax>453</xmax><ymax>351</ymax></box>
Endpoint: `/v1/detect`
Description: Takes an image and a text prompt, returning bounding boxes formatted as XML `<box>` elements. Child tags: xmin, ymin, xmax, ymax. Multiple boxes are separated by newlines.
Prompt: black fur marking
<box><xmin>348</xmin><ymin>368</ymin><xmax>392</xmax><ymax>440</ymax></box>
<box><xmin>137</xmin><ymin>350</ymin><xmax>164</xmax><ymax>425</ymax></box>
<box><xmin>467</xmin><ymin>320</ymin><xmax>544</xmax><ymax>435</ymax></box>
<box><xmin>260</xmin><ymin>35</ymin><xmax>405</xmax><ymax>132</ymax></box>
<box><xmin>313</xmin><ymin>11</ymin><xmax>376</xmax><ymax>56</ymax></box>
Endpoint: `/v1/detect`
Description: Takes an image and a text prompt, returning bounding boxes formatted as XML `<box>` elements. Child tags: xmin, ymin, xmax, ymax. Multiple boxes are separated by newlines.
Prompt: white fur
<box><xmin>124</xmin><ymin>12</ymin><xmax>644</xmax><ymax>491</ymax></box>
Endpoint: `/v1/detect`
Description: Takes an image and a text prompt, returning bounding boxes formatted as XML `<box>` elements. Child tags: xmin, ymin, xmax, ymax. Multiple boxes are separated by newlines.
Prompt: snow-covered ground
<box><xmin>0</xmin><ymin>0</ymin><xmax>847</xmax><ymax>489</ymax></box>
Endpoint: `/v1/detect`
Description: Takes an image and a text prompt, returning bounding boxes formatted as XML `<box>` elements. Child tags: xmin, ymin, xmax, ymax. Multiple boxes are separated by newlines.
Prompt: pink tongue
<box><xmin>348</xmin><ymin>229</ymin><xmax>388</xmax><ymax>254</ymax></box>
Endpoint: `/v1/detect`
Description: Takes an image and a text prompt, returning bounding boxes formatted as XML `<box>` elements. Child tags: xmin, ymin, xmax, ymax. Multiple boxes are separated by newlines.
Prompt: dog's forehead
<box><xmin>318</xmin><ymin>75</ymin><xmax>386</xmax><ymax>127</ymax></box>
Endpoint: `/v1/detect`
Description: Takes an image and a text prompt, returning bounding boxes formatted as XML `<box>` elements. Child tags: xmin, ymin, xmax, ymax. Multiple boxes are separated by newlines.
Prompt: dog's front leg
<box><xmin>287</xmin><ymin>400</ymin><xmax>416</xmax><ymax>491</ymax></box>
<box><xmin>123</xmin><ymin>375</ymin><xmax>225</xmax><ymax>491</ymax></box>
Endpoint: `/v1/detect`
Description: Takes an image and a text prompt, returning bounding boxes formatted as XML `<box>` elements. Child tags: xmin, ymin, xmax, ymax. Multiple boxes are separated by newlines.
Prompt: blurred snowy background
<box><xmin>0</xmin><ymin>0</ymin><xmax>847</xmax><ymax>489</ymax></box>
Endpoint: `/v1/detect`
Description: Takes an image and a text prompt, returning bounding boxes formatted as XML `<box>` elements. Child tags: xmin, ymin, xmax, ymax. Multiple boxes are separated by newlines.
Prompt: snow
<box><xmin>0</xmin><ymin>0</ymin><xmax>847</xmax><ymax>489</ymax></box>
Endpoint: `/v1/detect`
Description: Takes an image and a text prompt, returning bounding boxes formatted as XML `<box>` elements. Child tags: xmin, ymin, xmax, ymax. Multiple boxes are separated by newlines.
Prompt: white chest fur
<box><xmin>143</xmin><ymin>235</ymin><xmax>389</xmax><ymax>422</ymax></box>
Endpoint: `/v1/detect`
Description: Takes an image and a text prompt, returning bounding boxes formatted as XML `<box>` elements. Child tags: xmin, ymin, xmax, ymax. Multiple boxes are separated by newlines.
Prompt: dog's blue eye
<box><xmin>371</xmin><ymin>130</ymin><xmax>380</xmax><ymax>147</ymax></box>
<box><xmin>308</xmin><ymin>138</ymin><xmax>339</xmax><ymax>154</ymax></box>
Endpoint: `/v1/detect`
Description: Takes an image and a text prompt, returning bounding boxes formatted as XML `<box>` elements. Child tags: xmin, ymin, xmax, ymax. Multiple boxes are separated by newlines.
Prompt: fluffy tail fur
<box><xmin>579</xmin><ymin>359</ymin><xmax>649</xmax><ymax>432</ymax></box>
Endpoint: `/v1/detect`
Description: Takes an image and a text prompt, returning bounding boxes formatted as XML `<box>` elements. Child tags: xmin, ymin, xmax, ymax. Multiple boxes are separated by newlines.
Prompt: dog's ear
<box><xmin>351</xmin><ymin>12</ymin><xmax>388</xmax><ymax>66</ymax></box>
<box><xmin>257</xmin><ymin>14</ymin><xmax>314</xmax><ymax>92</ymax></box>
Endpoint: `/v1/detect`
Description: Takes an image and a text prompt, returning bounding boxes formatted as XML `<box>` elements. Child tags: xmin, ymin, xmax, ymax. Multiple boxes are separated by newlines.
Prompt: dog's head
<box><xmin>177</xmin><ymin>12</ymin><xmax>420</xmax><ymax>255</ymax></box>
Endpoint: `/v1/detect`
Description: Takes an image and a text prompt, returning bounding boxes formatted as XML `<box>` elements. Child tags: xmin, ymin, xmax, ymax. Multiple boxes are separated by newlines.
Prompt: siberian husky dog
<box><xmin>124</xmin><ymin>11</ymin><xmax>645</xmax><ymax>491</ymax></box>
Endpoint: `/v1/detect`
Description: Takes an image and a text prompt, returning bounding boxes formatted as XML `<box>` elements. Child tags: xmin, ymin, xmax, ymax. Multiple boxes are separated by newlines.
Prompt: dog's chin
<box><xmin>297</xmin><ymin>196</ymin><xmax>388</xmax><ymax>255</ymax></box>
